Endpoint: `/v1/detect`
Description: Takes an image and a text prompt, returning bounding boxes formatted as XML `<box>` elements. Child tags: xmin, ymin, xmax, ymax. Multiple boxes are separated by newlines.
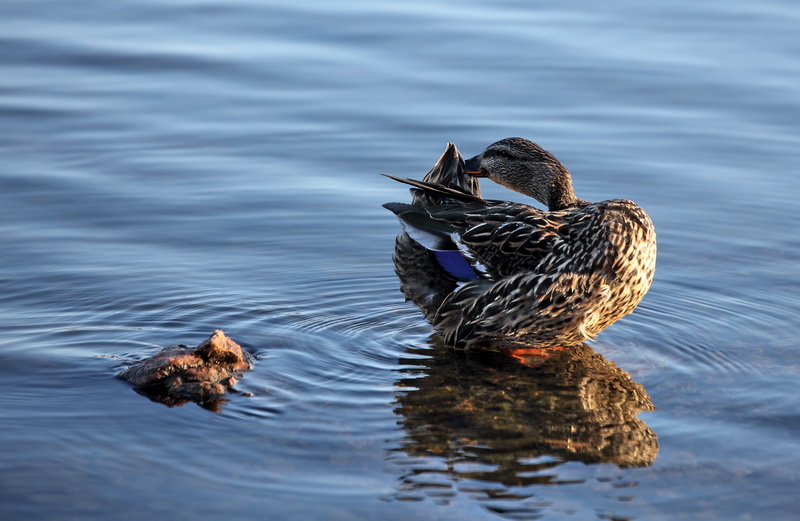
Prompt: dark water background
<box><xmin>2</xmin><ymin>1</ymin><xmax>799</xmax><ymax>520</ymax></box>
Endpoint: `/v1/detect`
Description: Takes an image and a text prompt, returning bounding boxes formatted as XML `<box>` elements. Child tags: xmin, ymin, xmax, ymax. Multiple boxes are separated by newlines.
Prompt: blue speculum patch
<box><xmin>431</xmin><ymin>249</ymin><xmax>479</xmax><ymax>281</ymax></box>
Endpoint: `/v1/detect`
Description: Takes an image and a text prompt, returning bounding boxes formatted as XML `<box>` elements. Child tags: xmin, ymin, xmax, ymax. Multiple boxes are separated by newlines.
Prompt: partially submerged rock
<box><xmin>119</xmin><ymin>330</ymin><xmax>253</xmax><ymax>405</ymax></box>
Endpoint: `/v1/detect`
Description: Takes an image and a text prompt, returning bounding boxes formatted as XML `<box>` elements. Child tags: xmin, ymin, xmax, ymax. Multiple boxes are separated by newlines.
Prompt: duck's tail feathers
<box><xmin>383</xmin><ymin>142</ymin><xmax>482</xmax><ymax>206</ymax></box>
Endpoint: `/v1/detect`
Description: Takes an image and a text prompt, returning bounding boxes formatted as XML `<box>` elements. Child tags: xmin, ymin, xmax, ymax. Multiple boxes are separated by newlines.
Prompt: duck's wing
<box><xmin>433</xmin><ymin>201</ymin><xmax>567</xmax><ymax>280</ymax></box>
<box><xmin>381</xmin><ymin>168</ymin><xmax>483</xmax><ymax>252</ymax></box>
<box><xmin>383</xmin><ymin>201</ymin><xmax>459</xmax><ymax>250</ymax></box>
<box><xmin>387</xmin><ymin>200</ymin><xmax>567</xmax><ymax>280</ymax></box>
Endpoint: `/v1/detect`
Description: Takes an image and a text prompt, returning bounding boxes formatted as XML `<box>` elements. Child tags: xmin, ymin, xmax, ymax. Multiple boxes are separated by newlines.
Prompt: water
<box><xmin>2</xmin><ymin>1</ymin><xmax>799</xmax><ymax>519</ymax></box>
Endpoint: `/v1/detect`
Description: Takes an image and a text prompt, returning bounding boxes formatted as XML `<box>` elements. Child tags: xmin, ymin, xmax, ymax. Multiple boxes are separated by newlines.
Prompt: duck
<box><xmin>384</xmin><ymin>137</ymin><xmax>656</xmax><ymax>349</ymax></box>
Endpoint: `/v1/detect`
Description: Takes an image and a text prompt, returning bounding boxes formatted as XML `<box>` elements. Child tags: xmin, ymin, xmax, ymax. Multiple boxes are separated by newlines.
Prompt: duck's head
<box><xmin>465</xmin><ymin>137</ymin><xmax>579</xmax><ymax>210</ymax></box>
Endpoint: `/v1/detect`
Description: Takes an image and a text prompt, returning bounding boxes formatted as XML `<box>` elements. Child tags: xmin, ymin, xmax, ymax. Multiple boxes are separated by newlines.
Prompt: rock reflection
<box><xmin>388</xmin><ymin>339</ymin><xmax>657</xmax><ymax>513</ymax></box>
<box><xmin>129</xmin><ymin>385</ymin><xmax>230</xmax><ymax>412</ymax></box>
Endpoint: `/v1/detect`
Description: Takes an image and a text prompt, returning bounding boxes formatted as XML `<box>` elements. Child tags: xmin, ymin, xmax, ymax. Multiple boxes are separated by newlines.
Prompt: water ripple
<box><xmin>3</xmin><ymin>0</ymin><xmax>800</xmax><ymax>519</ymax></box>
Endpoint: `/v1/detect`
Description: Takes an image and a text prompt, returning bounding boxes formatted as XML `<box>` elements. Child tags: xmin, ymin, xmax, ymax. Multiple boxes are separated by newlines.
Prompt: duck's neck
<box><xmin>546</xmin><ymin>169</ymin><xmax>581</xmax><ymax>211</ymax></box>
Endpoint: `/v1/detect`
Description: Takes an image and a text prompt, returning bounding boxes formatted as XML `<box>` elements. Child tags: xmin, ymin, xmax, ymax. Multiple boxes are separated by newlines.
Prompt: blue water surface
<box><xmin>2</xmin><ymin>1</ymin><xmax>799</xmax><ymax>520</ymax></box>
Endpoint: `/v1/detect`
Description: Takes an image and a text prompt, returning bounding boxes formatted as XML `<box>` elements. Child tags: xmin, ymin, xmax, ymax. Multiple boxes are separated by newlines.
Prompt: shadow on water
<box><xmin>387</xmin><ymin>339</ymin><xmax>658</xmax><ymax>516</ymax></box>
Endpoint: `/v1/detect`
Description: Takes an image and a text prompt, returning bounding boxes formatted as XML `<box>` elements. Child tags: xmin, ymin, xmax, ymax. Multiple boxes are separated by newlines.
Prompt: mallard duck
<box><xmin>384</xmin><ymin>137</ymin><xmax>656</xmax><ymax>349</ymax></box>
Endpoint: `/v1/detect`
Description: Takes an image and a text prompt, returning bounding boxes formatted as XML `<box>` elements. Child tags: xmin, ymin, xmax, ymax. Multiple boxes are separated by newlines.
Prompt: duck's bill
<box><xmin>464</xmin><ymin>154</ymin><xmax>486</xmax><ymax>177</ymax></box>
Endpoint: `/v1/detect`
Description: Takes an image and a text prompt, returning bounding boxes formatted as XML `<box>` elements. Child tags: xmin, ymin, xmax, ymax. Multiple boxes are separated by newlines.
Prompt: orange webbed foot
<box><xmin>504</xmin><ymin>346</ymin><xmax>568</xmax><ymax>366</ymax></box>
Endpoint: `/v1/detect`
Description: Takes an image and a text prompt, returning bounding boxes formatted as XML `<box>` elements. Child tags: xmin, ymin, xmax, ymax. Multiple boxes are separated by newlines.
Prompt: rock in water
<box><xmin>119</xmin><ymin>330</ymin><xmax>253</xmax><ymax>403</ymax></box>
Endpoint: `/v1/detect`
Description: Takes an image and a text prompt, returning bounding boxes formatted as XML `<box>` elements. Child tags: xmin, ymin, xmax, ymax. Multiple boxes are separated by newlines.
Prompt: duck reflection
<box><xmin>388</xmin><ymin>339</ymin><xmax>658</xmax><ymax>511</ymax></box>
<box><xmin>394</xmin><ymin>340</ymin><xmax>656</xmax><ymax>467</ymax></box>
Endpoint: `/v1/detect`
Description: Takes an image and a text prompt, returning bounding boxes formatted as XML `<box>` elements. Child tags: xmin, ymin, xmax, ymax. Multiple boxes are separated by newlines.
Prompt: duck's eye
<box><xmin>497</xmin><ymin>150</ymin><xmax>512</xmax><ymax>159</ymax></box>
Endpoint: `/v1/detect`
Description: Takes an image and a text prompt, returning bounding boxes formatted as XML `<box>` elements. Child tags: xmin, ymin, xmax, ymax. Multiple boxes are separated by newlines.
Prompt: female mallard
<box><xmin>384</xmin><ymin>137</ymin><xmax>656</xmax><ymax>349</ymax></box>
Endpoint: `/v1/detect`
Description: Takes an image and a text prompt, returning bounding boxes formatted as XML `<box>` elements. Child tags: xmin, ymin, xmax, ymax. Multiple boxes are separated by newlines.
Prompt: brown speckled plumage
<box><xmin>384</xmin><ymin>138</ymin><xmax>656</xmax><ymax>349</ymax></box>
